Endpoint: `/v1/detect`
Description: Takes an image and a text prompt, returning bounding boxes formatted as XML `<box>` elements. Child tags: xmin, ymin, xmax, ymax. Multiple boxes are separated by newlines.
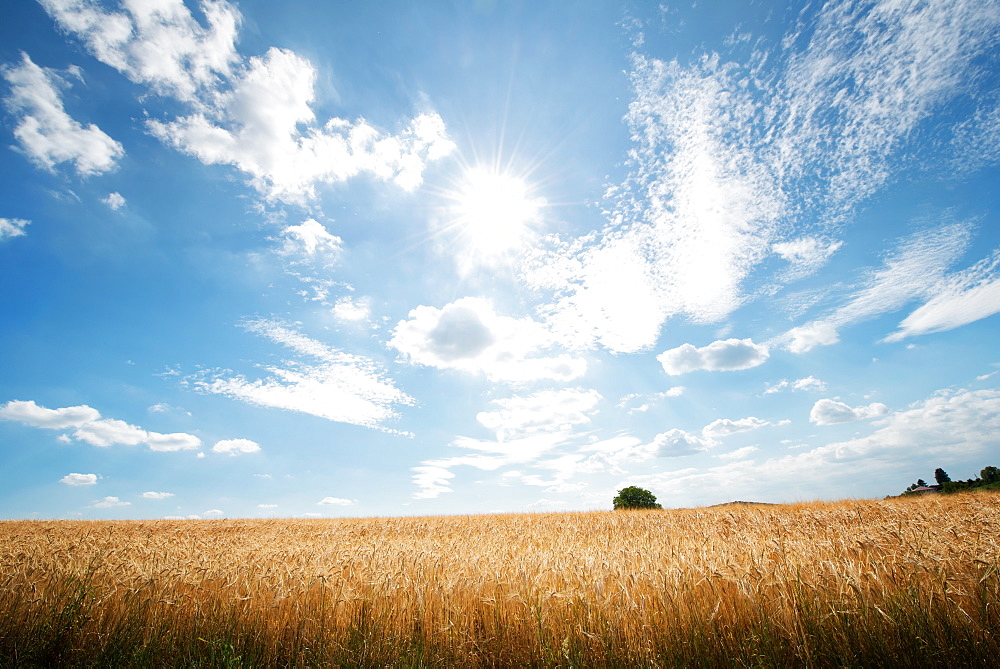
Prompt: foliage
<box><xmin>905</xmin><ymin>464</ymin><xmax>1000</xmax><ymax>496</ymax></box>
<box><xmin>613</xmin><ymin>485</ymin><xmax>662</xmax><ymax>510</ymax></box>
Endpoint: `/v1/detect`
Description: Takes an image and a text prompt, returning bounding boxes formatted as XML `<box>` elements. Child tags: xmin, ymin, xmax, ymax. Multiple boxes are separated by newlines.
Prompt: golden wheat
<box><xmin>1</xmin><ymin>493</ymin><xmax>997</xmax><ymax>666</ymax></box>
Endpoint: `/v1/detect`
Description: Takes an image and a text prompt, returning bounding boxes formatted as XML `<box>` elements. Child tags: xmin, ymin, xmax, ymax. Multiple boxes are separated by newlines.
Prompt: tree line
<box><xmin>902</xmin><ymin>465</ymin><xmax>1000</xmax><ymax>495</ymax></box>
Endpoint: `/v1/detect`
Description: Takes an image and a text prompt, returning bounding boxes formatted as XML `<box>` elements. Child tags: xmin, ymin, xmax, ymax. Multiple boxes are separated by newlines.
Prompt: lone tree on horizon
<box><xmin>613</xmin><ymin>486</ymin><xmax>662</xmax><ymax>510</ymax></box>
<box><xmin>935</xmin><ymin>468</ymin><xmax>951</xmax><ymax>485</ymax></box>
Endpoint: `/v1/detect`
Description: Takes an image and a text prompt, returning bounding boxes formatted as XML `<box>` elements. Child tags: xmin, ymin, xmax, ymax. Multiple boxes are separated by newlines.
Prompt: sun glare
<box><xmin>450</xmin><ymin>167</ymin><xmax>543</xmax><ymax>256</ymax></box>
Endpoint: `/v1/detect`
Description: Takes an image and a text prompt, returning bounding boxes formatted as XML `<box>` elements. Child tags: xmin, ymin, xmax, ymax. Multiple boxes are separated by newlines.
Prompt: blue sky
<box><xmin>2</xmin><ymin>0</ymin><xmax>999</xmax><ymax>519</ymax></box>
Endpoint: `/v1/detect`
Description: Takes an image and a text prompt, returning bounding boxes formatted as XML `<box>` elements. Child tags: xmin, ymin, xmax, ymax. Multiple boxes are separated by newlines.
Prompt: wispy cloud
<box><xmin>410</xmin><ymin>388</ymin><xmax>605</xmax><ymax>499</ymax></box>
<box><xmin>2</xmin><ymin>53</ymin><xmax>123</xmax><ymax>175</ymax></box>
<box><xmin>779</xmin><ymin>221</ymin><xmax>976</xmax><ymax>352</ymax></box>
<box><xmin>193</xmin><ymin>319</ymin><xmax>413</xmax><ymax>431</ymax></box>
<box><xmin>523</xmin><ymin>0</ymin><xmax>1000</xmax><ymax>354</ymax></box>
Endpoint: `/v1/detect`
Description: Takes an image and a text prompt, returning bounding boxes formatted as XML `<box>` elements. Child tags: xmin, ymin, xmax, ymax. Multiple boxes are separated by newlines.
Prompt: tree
<box><xmin>981</xmin><ymin>466</ymin><xmax>1000</xmax><ymax>484</ymax></box>
<box><xmin>915</xmin><ymin>479</ymin><xmax>927</xmax><ymax>487</ymax></box>
<box><xmin>613</xmin><ymin>486</ymin><xmax>662</xmax><ymax>510</ymax></box>
<box><xmin>934</xmin><ymin>468</ymin><xmax>951</xmax><ymax>485</ymax></box>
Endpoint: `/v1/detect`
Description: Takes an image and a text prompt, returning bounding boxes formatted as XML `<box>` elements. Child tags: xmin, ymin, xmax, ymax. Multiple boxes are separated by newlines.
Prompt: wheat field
<box><xmin>1</xmin><ymin>493</ymin><xmax>997</xmax><ymax>667</ymax></box>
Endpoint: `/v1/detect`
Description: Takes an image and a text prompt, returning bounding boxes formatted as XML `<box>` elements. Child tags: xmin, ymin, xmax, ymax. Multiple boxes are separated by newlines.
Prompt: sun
<box><xmin>448</xmin><ymin>167</ymin><xmax>544</xmax><ymax>257</ymax></box>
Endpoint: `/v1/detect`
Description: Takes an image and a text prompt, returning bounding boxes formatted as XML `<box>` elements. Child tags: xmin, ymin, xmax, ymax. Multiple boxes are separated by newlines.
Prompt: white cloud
<box><xmin>390</xmin><ymin>297</ymin><xmax>587</xmax><ymax>384</ymax></box>
<box><xmin>102</xmin><ymin>192</ymin><xmax>126</xmax><ymax>210</ymax></box>
<box><xmin>144</xmin><ymin>432</ymin><xmax>201</xmax><ymax>451</ymax></box>
<box><xmin>411</xmin><ymin>465</ymin><xmax>455</xmax><ymax>500</ymax></box>
<box><xmin>885</xmin><ymin>251</ymin><xmax>1000</xmax><ymax>342</ymax></box>
<box><xmin>0</xmin><ymin>400</ymin><xmax>100</xmax><ymax>429</ymax></box>
<box><xmin>317</xmin><ymin>497</ymin><xmax>354</xmax><ymax>506</ymax></box>
<box><xmin>784</xmin><ymin>322</ymin><xmax>841</xmax><ymax>354</ymax></box>
<box><xmin>257</xmin><ymin>503</ymin><xmax>277</xmax><ymax>508</ymax></box>
<box><xmin>772</xmin><ymin>237</ymin><xmax>843</xmax><ymax>281</ymax></box>
<box><xmin>658</xmin><ymin>338</ymin><xmax>769</xmax><ymax>375</ymax></box>
<box><xmin>702</xmin><ymin>417</ymin><xmax>769</xmax><ymax>438</ymax></box>
<box><xmin>780</xmin><ymin>222</ymin><xmax>974</xmax><ymax>352</ymax></box>
<box><xmin>644</xmin><ymin>429</ymin><xmax>717</xmax><ymax>458</ymax></box>
<box><xmin>202</xmin><ymin>509</ymin><xmax>224</xmax><ymax>516</ymax></box>
<box><xmin>73</xmin><ymin>418</ymin><xmax>148</xmax><ymax>447</ymax></box>
<box><xmin>823</xmin><ymin>389</ymin><xmax>1000</xmax><ymax>460</ymax></box>
<box><xmin>141</xmin><ymin>491</ymin><xmax>174</xmax><ymax>499</ymax></box>
<box><xmin>278</xmin><ymin>218</ymin><xmax>342</xmax><ymax>258</ymax></box>
<box><xmin>0</xmin><ymin>399</ymin><xmax>200</xmax><ymax>451</ymax></box>
<box><xmin>524</xmin><ymin>0</ymin><xmax>1000</xmax><ymax>354</ymax></box>
<box><xmin>147</xmin><ymin>48</ymin><xmax>454</xmax><ymax>202</ymax></box>
<box><xmin>39</xmin><ymin>0</ymin><xmax>241</xmax><ymax>103</ymax></box>
<box><xmin>60</xmin><ymin>473</ymin><xmax>97</xmax><ymax>486</ymax></box>
<box><xmin>2</xmin><ymin>53</ymin><xmax>123</xmax><ymax>175</ymax></box>
<box><xmin>809</xmin><ymin>399</ymin><xmax>890</xmax><ymax>426</ymax></box>
<box><xmin>39</xmin><ymin>0</ymin><xmax>453</xmax><ymax>202</ymax></box>
<box><xmin>193</xmin><ymin>319</ymin><xmax>412</xmax><ymax>430</ymax></box>
<box><xmin>716</xmin><ymin>445</ymin><xmax>759</xmax><ymax>461</ymax></box>
<box><xmin>91</xmin><ymin>496</ymin><xmax>130</xmax><ymax>509</ymax></box>
<box><xmin>764</xmin><ymin>376</ymin><xmax>827</xmax><ymax>394</ymax></box>
<box><xmin>0</xmin><ymin>218</ymin><xmax>30</xmax><ymax>241</ymax></box>
<box><xmin>212</xmin><ymin>438</ymin><xmax>260</xmax><ymax>455</ymax></box>
<box><xmin>332</xmin><ymin>296</ymin><xmax>371</xmax><ymax>322</ymax></box>
<box><xmin>475</xmin><ymin>389</ymin><xmax>601</xmax><ymax>442</ymax></box>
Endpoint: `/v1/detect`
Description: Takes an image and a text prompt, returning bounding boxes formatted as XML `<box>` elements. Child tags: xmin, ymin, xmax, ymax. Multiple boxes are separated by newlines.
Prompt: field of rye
<box><xmin>1</xmin><ymin>493</ymin><xmax>998</xmax><ymax>667</ymax></box>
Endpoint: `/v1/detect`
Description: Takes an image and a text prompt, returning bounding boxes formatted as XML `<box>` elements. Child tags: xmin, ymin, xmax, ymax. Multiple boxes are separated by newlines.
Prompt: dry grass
<box><xmin>1</xmin><ymin>493</ymin><xmax>998</xmax><ymax>667</ymax></box>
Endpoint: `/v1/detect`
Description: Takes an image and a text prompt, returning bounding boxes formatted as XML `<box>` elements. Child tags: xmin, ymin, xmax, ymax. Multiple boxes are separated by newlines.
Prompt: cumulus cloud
<box><xmin>39</xmin><ymin>0</ymin><xmax>453</xmax><ymax>202</ymax></box>
<box><xmin>0</xmin><ymin>399</ymin><xmax>201</xmax><ymax>450</ymax></box>
<box><xmin>332</xmin><ymin>296</ymin><xmax>371</xmax><ymax>323</ymax></box>
<box><xmin>141</xmin><ymin>491</ymin><xmax>174</xmax><ymax>499</ymax></box>
<box><xmin>60</xmin><ymin>472</ymin><xmax>97</xmax><ymax>486</ymax></box>
<box><xmin>192</xmin><ymin>319</ymin><xmax>413</xmax><ymax>430</ymax></box>
<box><xmin>278</xmin><ymin>218</ymin><xmax>342</xmax><ymax>258</ymax></box>
<box><xmin>823</xmin><ymin>389</ymin><xmax>1000</xmax><ymax>459</ymax></box>
<box><xmin>39</xmin><ymin>0</ymin><xmax>240</xmax><ymax>102</ymax></box>
<box><xmin>0</xmin><ymin>218</ymin><xmax>30</xmax><ymax>241</ymax></box>
<box><xmin>317</xmin><ymin>497</ymin><xmax>353</xmax><ymax>506</ymax></box>
<box><xmin>2</xmin><ymin>53</ymin><xmax>123</xmax><ymax>175</ymax></box>
<box><xmin>0</xmin><ymin>400</ymin><xmax>99</xmax><ymax>429</ymax></box>
<box><xmin>91</xmin><ymin>496</ymin><xmax>130</xmax><ymax>508</ymax></box>
<box><xmin>212</xmin><ymin>438</ymin><xmax>260</xmax><ymax>455</ymax></box>
<box><xmin>390</xmin><ymin>297</ymin><xmax>587</xmax><ymax>384</ymax></box>
<box><xmin>102</xmin><ymin>192</ymin><xmax>126</xmax><ymax>210</ymax></box>
<box><xmin>809</xmin><ymin>399</ymin><xmax>890</xmax><ymax>426</ymax></box>
<box><xmin>658</xmin><ymin>338</ymin><xmax>769</xmax><ymax>375</ymax></box>
<box><xmin>147</xmin><ymin>47</ymin><xmax>454</xmax><ymax>202</ymax></box>
<box><xmin>702</xmin><ymin>417</ymin><xmax>770</xmax><ymax>438</ymax></box>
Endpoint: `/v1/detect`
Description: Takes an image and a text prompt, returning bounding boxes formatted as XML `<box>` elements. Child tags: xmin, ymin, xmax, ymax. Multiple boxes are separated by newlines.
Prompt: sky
<box><xmin>1</xmin><ymin>0</ymin><xmax>999</xmax><ymax>520</ymax></box>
